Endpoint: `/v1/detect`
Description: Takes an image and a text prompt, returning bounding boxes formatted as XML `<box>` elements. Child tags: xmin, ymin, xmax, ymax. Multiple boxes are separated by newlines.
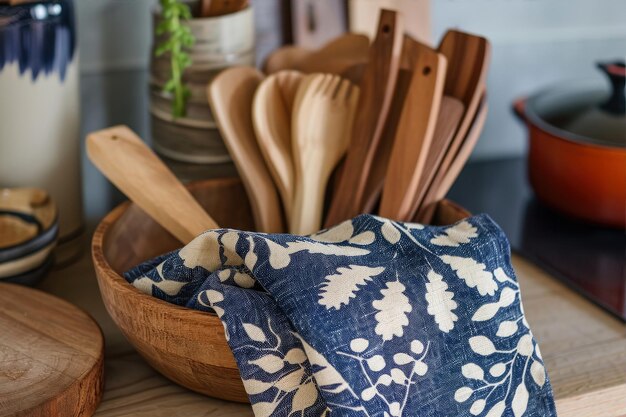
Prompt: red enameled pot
<box><xmin>514</xmin><ymin>61</ymin><xmax>626</xmax><ymax>228</ymax></box>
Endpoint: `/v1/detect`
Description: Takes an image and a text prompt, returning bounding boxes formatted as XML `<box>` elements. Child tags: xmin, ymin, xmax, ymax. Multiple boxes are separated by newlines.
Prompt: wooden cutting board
<box><xmin>0</xmin><ymin>283</ymin><xmax>104</xmax><ymax>417</ymax></box>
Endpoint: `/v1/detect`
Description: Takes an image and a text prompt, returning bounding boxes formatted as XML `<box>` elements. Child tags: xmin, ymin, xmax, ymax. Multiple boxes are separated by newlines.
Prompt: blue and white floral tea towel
<box><xmin>126</xmin><ymin>214</ymin><xmax>557</xmax><ymax>417</ymax></box>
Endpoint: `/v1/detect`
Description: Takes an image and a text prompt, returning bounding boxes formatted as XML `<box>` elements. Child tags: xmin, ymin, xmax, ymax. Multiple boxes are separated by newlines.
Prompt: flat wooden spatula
<box><xmin>87</xmin><ymin>125</ymin><xmax>219</xmax><ymax>244</ymax></box>
<box><xmin>379</xmin><ymin>42</ymin><xmax>448</xmax><ymax>221</ymax></box>
<box><xmin>417</xmin><ymin>31</ymin><xmax>491</xmax><ymax>219</ymax></box>
<box><xmin>323</xmin><ymin>9</ymin><xmax>404</xmax><ymax>228</ymax></box>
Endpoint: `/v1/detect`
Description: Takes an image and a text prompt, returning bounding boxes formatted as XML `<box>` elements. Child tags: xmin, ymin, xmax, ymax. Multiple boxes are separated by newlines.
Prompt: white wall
<box><xmin>74</xmin><ymin>0</ymin><xmax>626</xmax><ymax>159</ymax></box>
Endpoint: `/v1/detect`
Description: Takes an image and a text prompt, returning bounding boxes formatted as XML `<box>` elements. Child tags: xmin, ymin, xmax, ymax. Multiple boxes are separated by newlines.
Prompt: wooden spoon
<box><xmin>323</xmin><ymin>9</ymin><xmax>404</xmax><ymax>227</ymax></box>
<box><xmin>291</xmin><ymin>73</ymin><xmax>360</xmax><ymax>235</ymax></box>
<box><xmin>415</xmin><ymin>94</ymin><xmax>488</xmax><ymax>223</ymax></box>
<box><xmin>208</xmin><ymin>67</ymin><xmax>285</xmax><ymax>233</ymax></box>
<box><xmin>252</xmin><ymin>70</ymin><xmax>303</xmax><ymax>223</ymax></box>
<box><xmin>264</xmin><ymin>33</ymin><xmax>370</xmax><ymax>75</ymax></box>
<box><xmin>416</xmin><ymin>31</ymin><xmax>491</xmax><ymax>219</ymax></box>
<box><xmin>86</xmin><ymin>126</ymin><xmax>219</xmax><ymax>244</ymax></box>
<box><xmin>379</xmin><ymin>43</ymin><xmax>448</xmax><ymax>221</ymax></box>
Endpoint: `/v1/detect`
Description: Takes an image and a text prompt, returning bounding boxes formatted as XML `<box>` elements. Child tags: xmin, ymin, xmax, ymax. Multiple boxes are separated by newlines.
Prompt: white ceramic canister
<box><xmin>150</xmin><ymin>6</ymin><xmax>255</xmax><ymax>164</ymax></box>
<box><xmin>0</xmin><ymin>0</ymin><xmax>83</xmax><ymax>264</ymax></box>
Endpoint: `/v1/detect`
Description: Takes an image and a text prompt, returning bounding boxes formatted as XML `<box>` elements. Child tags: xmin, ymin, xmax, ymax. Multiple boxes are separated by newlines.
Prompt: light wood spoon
<box><xmin>291</xmin><ymin>73</ymin><xmax>359</xmax><ymax>235</ymax></box>
<box><xmin>86</xmin><ymin>125</ymin><xmax>219</xmax><ymax>244</ymax></box>
<box><xmin>379</xmin><ymin>43</ymin><xmax>448</xmax><ymax>221</ymax></box>
<box><xmin>324</xmin><ymin>9</ymin><xmax>404</xmax><ymax>227</ymax></box>
<box><xmin>252</xmin><ymin>70</ymin><xmax>303</xmax><ymax>223</ymax></box>
<box><xmin>208</xmin><ymin>67</ymin><xmax>285</xmax><ymax>233</ymax></box>
<box><xmin>264</xmin><ymin>33</ymin><xmax>370</xmax><ymax>75</ymax></box>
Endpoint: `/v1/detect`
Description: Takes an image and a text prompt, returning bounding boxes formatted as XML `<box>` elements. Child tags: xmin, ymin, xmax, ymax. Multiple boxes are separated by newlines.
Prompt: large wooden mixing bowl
<box><xmin>92</xmin><ymin>177</ymin><xmax>469</xmax><ymax>402</ymax></box>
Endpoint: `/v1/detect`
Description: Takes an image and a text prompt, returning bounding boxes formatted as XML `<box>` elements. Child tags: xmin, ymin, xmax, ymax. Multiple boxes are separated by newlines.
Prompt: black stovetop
<box><xmin>449</xmin><ymin>157</ymin><xmax>626</xmax><ymax>321</ymax></box>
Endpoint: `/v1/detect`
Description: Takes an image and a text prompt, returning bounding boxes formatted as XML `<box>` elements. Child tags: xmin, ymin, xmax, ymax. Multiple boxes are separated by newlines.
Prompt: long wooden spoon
<box><xmin>86</xmin><ymin>126</ymin><xmax>218</xmax><ymax>244</ymax></box>
<box><xmin>379</xmin><ymin>43</ymin><xmax>448</xmax><ymax>221</ymax></box>
<box><xmin>323</xmin><ymin>9</ymin><xmax>404</xmax><ymax>227</ymax></box>
<box><xmin>291</xmin><ymin>73</ymin><xmax>360</xmax><ymax>235</ymax></box>
<box><xmin>252</xmin><ymin>71</ymin><xmax>303</xmax><ymax>223</ymax></box>
<box><xmin>208</xmin><ymin>67</ymin><xmax>285</xmax><ymax>233</ymax></box>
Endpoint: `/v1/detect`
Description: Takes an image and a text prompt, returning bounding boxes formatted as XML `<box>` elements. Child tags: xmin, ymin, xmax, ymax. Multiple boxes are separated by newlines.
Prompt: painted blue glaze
<box><xmin>0</xmin><ymin>0</ymin><xmax>75</xmax><ymax>81</ymax></box>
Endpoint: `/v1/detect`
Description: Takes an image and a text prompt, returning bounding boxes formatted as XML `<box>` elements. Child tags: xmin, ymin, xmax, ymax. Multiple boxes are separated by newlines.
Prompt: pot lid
<box><xmin>526</xmin><ymin>61</ymin><xmax>625</xmax><ymax>148</ymax></box>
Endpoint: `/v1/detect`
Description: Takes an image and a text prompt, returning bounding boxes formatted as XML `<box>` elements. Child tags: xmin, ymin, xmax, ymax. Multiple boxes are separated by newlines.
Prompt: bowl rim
<box><xmin>92</xmin><ymin>178</ymin><xmax>473</xmax><ymax>319</ymax></box>
<box><xmin>91</xmin><ymin>181</ymin><xmax>224</xmax><ymax>321</ymax></box>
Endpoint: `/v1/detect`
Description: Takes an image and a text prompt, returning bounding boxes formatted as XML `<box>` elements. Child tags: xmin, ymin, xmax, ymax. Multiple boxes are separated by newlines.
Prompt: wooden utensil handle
<box><xmin>323</xmin><ymin>9</ymin><xmax>404</xmax><ymax>227</ymax></box>
<box><xmin>86</xmin><ymin>126</ymin><xmax>219</xmax><ymax>244</ymax></box>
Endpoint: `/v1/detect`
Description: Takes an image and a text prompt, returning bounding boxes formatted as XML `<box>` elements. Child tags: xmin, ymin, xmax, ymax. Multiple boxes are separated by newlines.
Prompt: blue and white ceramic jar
<box><xmin>0</xmin><ymin>0</ymin><xmax>83</xmax><ymax>264</ymax></box>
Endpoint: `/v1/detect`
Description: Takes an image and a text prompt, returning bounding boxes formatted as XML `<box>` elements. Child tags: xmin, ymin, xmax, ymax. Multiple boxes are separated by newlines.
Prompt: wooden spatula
<box><xmin>356</xmin><ymin>35</ymin><xmax>423</xmax><ymax>214</ymax></box>
<box><xmin>405</xmin><ymin>95</ymin><xmax>465</xmax><ymax>217</ymax></box>
<box><xmin>252</xmin><ymin>70</ymin><xmax>303</xmax><ymax>224</ymax></box>
<box><xmin>416</xmin><ymin>31</ymin><xmax>491</xmax><ymax>218</ymax></box>
<box><xmin>264</xmin><ymin>33</ymin><xmax>370</xmax><ymax>75</ymax></box>
<box><xmin>208</xmin><ymin>67</ymin><xmax>285</xmax><ymax>233</ymax></box>
<box><xmin>379</xmin><ymin>43</ymin><xmax>448</xmax><ymax>221</ymax></box>
<box><xmin>291</xmin><ymin>74</ymin><xmax>360</xmax><ymax>235</ymax></box>
<box><xmin>323</xmin><ymin>9</ymin><xmax>404</xmax><ymax>228</ymax></box>
<box><xmin>415</xmin><ymin>94</ymin><xmax>488</xmax><ymax>223</ymax></box>
<box><xmin>87</xmin><ymin>126</ymin><xmax>219</xmax><ymax>244</ymax></box>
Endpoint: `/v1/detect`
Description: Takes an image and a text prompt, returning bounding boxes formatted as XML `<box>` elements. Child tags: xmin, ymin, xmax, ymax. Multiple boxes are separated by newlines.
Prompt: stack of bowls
<box><xmin>0</xmin><ymin>188</ymin><xmax>58</xmax><ymax>286</ymax></box>
<box><xmin>150</xmin><ymin>6</ymin><xmax>255</xmax><ymax>164</ymax></box>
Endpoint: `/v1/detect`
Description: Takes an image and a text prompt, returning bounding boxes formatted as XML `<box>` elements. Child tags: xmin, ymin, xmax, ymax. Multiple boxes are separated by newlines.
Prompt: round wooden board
<box><xmin>0</xmin><ymin>283</ymin><xmax>104</xmax><ymax>417</ymax></box>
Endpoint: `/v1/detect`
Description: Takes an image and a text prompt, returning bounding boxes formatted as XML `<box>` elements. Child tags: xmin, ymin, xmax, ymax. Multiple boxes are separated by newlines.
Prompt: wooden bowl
<box><xmin>92</xmin><ymin>177</ymin><xmax>469</xmax><ymax>402</ymax></box>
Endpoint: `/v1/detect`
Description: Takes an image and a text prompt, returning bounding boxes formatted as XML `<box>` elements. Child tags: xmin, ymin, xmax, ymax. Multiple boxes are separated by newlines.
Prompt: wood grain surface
<box><xmin>379</xmin><ymin>42</ymin><xmax>447</xmax><ymax>220</ymax></box>
<box><xmin>86</xmin><ymin>126</ymin><xmax>219</xmax><ymax>243</ymax></box>
<box><xmin>264</xmin><ymin>34</ymin><xmax>369</xmax><ymax>75</ymax></box>
<box><xmin>417</xmin><ymin>31</ymin><xmax>491</xmax><ymax>220</ymax></box>
<box><xmin>323</xmin><ymin>9</ymin><xmax>404</xmax><ymax>228</ymax></box>
<box><xmin>36</xmin><ymin>243</ymin><xmax>626</xmax><ymax>417</ymax></box>
<box><xmin>0</xmin><ymin>284</ymin><xmax>104</xmax><ymax>417</ymax></box>
<box><xmin>290</xmin><ymin>74</ymin><xmax>359</xmax><ymax>234</ymax></box>
<box><xmin>252</xmin><ymin>70</ymin><xmax>303</xmax><ymax>223</ymax></box>
<box><xmin>208</xmin><ymin>67</ymin><xmax>285</xmax><ymax>233</ymax></box>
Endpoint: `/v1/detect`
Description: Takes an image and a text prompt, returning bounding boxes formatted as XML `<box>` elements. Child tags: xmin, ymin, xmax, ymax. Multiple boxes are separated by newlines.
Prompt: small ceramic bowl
<box><xmin>92</xmin><ymin>178</ymin><xmax>470</xmax><ymax>402</ymax></box>
<box><xmin>0</xmin><ymin>188</ymin><xmax>58</xmax><ymax>285</ymax></box>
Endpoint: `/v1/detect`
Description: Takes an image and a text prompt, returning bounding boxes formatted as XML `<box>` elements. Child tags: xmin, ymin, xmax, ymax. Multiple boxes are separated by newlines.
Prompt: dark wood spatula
<box><xmin>379</xmin><ymin>42</ymin><xmax>448</xmax><ymax>221</ymax></box>
<box><xmin>415</xmin><ymin>31</ymin><xmax>491</xmax><ymax>220</ymax></box>
<box><xmin>323</xmin><ymin>9</ymin><xmax>404</xmax><ymax>228</ymax></box>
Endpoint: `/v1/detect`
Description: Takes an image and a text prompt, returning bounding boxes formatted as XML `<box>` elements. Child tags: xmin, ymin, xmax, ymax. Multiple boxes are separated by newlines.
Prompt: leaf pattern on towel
<box><xmin>124</xmin><ymin>214</ymin><xmax>556</xmax><ymax>417</ymax></box>
<box><xmin>318</xmin><ymin>265</ymin><xmax>385</xmax><ymax>310</ymax></box>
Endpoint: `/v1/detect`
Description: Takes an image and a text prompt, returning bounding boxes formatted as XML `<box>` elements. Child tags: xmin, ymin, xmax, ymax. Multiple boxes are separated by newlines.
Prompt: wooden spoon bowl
<box><xmin>92</xmin><ymin>178</ymin><xmax>469</xmax><ymax>402</ymax></box>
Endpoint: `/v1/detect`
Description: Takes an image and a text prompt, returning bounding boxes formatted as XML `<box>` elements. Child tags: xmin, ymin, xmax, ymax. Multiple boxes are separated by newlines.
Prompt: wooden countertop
<box><xmin>38</xmin><ymin>250</ymin><xmax>626</xmax><ymax>417</ymax></box>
